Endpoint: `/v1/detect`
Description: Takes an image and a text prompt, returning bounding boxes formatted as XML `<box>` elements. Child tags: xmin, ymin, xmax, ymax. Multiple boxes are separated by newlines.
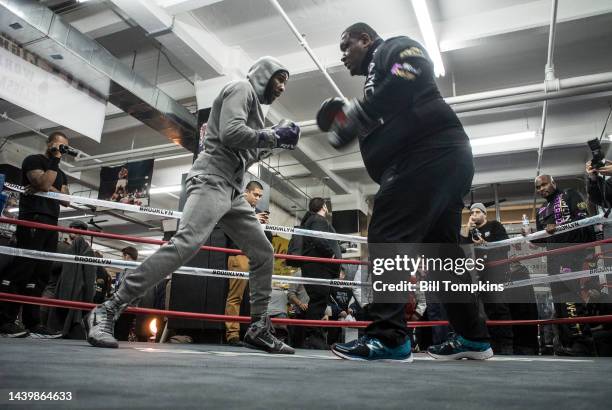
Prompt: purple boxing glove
<box><xmin>272</xmin><ymin>121</ymin><xmax>300</xmax><ymax>150</ymax></box>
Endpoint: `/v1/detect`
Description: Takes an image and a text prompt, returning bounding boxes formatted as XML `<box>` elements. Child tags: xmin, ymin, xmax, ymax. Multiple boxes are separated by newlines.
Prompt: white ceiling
<box><xmin>2</xmin><ymin>0</ymin><xmax>612</xmax><ymax>254</ymax></box>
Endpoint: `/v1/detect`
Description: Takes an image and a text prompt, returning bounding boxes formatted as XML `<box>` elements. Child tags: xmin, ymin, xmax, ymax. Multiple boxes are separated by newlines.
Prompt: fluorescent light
<box><xmin>411</xmin><ymin>0</ymin><xmax>445</xmax><ymax>77</ymax></box>
<box><xmin>470</xmin><ymin>131</ymin><xmax>535</xmax><ymax>147</ymax></box>
<box><xmin>58</xmin><ymin>214</ymin><xmax>93</xmax><ymax>221</ymax></box>
<box><xmin>149</xmin><ymin>185</ymin><xmax>182</xmax><ymax>194</ymax></box>
<box><xmin>6</xmin><ymin>207</ymin><xmax>19</xmax><ymax>213</ymax></box>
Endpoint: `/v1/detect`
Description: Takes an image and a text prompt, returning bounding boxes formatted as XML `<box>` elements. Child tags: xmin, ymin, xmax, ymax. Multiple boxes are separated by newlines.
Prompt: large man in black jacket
<box><xmin>318</xmin><ymin>23</ymin><xmax>490</xmax><ymax>361</ymax></box>
<box><xmin>586</xmin><ymin>159</ymin><xmax>612</xmax><ymax>208</ymax></box>
<box><xmin>531</xmin><ymin>174</ymin><xmax>595</xmax><ymax>355</ymax></box>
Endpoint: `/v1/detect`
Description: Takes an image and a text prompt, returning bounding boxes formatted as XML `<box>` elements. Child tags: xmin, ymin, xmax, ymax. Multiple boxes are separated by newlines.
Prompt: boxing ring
<box><xmin>1</xmin><ymin>184</ymin><xmax>612</xmax><ymax>408</ymax></box>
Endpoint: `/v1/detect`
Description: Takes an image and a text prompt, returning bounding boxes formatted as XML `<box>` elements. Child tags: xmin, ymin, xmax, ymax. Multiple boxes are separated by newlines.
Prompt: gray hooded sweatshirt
<box><xmin>187</xmin><ymin>56</ymin><xmax>289</xmax><ymax>191</ymax></box>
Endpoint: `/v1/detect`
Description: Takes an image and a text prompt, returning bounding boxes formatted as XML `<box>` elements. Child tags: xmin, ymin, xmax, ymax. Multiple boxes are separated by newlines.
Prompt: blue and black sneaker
<box><xmin>331</xmin><ymin>336</ymin><xmax>413</xmax><ymax>362</ymax></box>
<box><xmin>427</xmin><ymin>334</ymin><xmax>493</xmax><ymax>360</ymax></box>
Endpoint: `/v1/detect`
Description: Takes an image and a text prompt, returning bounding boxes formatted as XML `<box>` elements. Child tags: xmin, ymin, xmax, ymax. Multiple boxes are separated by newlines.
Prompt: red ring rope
<box><xmin>0</xmin><ymin>217</ymin><xmax>367</xmax><ymax>266</ymax></box>
<box><xmin>486</xmin><ymin>237</ymin><xmax>612</xmax><ymax>268</ymax></box>
<box><xmin>2</xmin><ymin>292</ymin><xmax>612</xmax><ymax>328</ymax></box>
<box><xmin>2</xmin><ymin>217</ymin><xmax>610</xmax><ymax>275</ymax></box>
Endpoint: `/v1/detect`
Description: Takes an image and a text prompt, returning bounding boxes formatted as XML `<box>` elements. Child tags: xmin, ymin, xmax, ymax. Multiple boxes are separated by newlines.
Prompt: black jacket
<box><xmin>357</xmin><ymin>36</ymin><xmax>468</xmax><ymax>183</ymax></box>
<box><xmin>461</xmin><ymin>220</ymin><xmax>510</xmax><ymax>261</ymax></box>
<box><xmin>587</xmin><ymin>176</ymin><xmax>612</xmax><ymax>208</ymax></box>
<box><xmin>302</xmin><ymin>214</ymin><xmax>342</xmax><ymax>260</ymax></box>
<box><xmin>299</xmin><ymin>213</ymin><xmax>342</xmax><ymax>277</ymax></box>
<box><xmin>536</xmin><ymin>188</ymin><xmax>594</xmax><ymax>244</ymax></box>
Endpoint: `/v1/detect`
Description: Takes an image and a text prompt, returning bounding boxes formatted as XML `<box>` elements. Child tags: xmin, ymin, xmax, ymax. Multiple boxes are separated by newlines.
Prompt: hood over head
<box><xmin>247</xmin><ymin>56</ymin><xmax>289</xmax><ymax>104</ymax></box>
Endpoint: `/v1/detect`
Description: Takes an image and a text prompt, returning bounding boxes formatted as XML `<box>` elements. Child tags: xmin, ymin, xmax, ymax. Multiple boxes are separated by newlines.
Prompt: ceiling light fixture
<box><xmin>470</xmin><ymin>131</ymin><xmax>536</xmax><ymax>147</ymax></box>
<box><xmin>411</xmin><ymin>0</ymin><xmax>445</xmax><ymax>77</ymax></box>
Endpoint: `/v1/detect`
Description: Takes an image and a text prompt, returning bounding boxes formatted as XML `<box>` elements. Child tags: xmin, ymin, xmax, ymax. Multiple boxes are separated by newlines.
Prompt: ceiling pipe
<box><xmin>296</xmin><ymin>71</ymin><xmax>612</xmax><ymax>130</ymax></box>
<box><xmin>531</xmin><ymin>0</ymin><xmax>559</xmax><ymax>217</ymax></box>
<box><xmin>451</xmin><ymin>81</ymin><xmax>612</xmax><ymax>113</ymax></box>
<box><xmin>74</xmin><ymin>143</ymin><xmax>184</xmax><ymax>163</ymax></box>
<box><xmin>445</xmin><ymin>72</ymin><xmax>612</xmax><ymax>106</ymax></box>
<box><xmin>0</xmin><ymin>0</ymin><xmax>197</xmax><ymax>151</ymax></box>
<box><xmin>268</xmin><ymin>0</ymin><xmax>346</xmax><ymax>100</ymax></box>
<box><xmin>535</xmin><ymin>0</ymin><xmax>559</xmax><ymax>179</ymax></box>
<box><xmin>70</xmin><ymin>152</ymin><xmax>192</xmax><ymax>173</ymax></box>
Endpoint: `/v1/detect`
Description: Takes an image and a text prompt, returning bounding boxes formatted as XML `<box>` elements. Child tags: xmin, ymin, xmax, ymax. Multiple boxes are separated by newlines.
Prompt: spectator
<box><xmin>528</xmin><ymin>174</ymin><xmax>596</xmax><ymax>356</ymax></box>
<box><xmin>224</xmin><ymin>180</ymin><xmax>270</xmax><ymax>346</ymax></box>
<box><xmin>115</xmin><ymin>246</ymin><xmax>139</xmax><ymax>290</ymax></box>
<box><xmin>268</xmin><ymin>282</ymin><xmax>289</xmax><ymax>343</ymax></box>
<box><xmin>326</xmin><ymin>268</ymin><xmax>361</xmax><ymax>345</ymax></box>
<box><xmin>586</xmin><ymin>160</ymin><xmax>612</xmax><ymax>208</ymax></box>
<box><xmin>287</xmin><ymin>269</ymin><xmax>309</xmax><ymax>348</ymax></box>
<box><xmin>506</xmin><ymin>262</ymin><xmax>540</xmax><ymax>355</ymax></box>
<box><xmin>47</xmin><ymin>220</ymin><xmax>96</xmax><ymax>338</ymax></box>
<box><xmin>461</xmin><ymin>203</ymin><xmax>514</xmax><ymax>354</ymax></box>
<box><xmin>0</xmin><ymin>131</ymin><xmax>70</xmax><ymax>338</ymax></box>
<box><xmin>115</xmin><ymin>246</ymin><xmax>139</xmax><ymax>341</ymax></box>
<box><xmin>0</xmin><ymin>193</ymin><xmax>18</xmax><ymax>246</ymax></box>
<box><xmin>39</xmin><ymin>230</ymin><xmax>72</xmax><ymax>327</ymax></box>
<box><xmin>404</xmin><ymin>273</ymin><xmax>426</xmax><ymax>351</ymax></box>
<box><xmin>93</xmin><ymin>251</ymin><xmax>112</xmax><ymax>304</ymax></box>
<box><xmin>299</xmin><ymin>198</ymin><xmax>342</xmax><ymax>349</ymax></box>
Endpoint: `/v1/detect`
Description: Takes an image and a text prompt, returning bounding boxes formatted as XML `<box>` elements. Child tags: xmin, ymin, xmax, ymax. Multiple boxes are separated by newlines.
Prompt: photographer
<box><xmin>586</xmin><ymin>160</ymin><xmax>612</xmax><ymax>208</ymax></box>
<box><xmin>0</xmin><ymin>132</ymin><xmax>70</xmax><ymax>338</ymax></box>
<box><xmin>461</xmin><ymin>203</ymin><xmax>513</xmax><ymax>354</ymax></box>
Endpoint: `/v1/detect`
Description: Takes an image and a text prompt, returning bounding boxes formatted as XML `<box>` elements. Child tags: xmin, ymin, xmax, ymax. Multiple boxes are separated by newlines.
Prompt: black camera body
<box><xmin>53</xmin><ymin>144</ymin><xmax>78</xmax><ymax>157</ymax></box>
<box><xmin>471</xmin><ymin>228</ymin><xmax>482</xmax><ymax>241</ymax></box>
<box><xmin>588</xmin><ymin>138</ymin><xmax>605</xmax><ymax>169</ymax></box>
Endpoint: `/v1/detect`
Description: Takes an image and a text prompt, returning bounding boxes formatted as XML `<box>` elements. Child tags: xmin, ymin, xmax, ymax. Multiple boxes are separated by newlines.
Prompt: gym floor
<box><xmin>1</xmin><ymin>339</ymin><xmax>611</xmax><ymax>409</ymax></box>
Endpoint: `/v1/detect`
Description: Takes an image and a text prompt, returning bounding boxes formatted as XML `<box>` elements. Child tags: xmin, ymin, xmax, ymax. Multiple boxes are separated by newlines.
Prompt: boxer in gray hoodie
<box><xmin>85</xmin><ymin>57</ymin><xmax>299</xmax><ymax>354</ymax></box>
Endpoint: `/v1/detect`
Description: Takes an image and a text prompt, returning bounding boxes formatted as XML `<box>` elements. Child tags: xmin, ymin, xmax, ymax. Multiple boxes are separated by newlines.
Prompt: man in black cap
<box><xmin>461</xmin><ymin>203</ymin><xmax>513</xmax><ymax>354</ymax></box>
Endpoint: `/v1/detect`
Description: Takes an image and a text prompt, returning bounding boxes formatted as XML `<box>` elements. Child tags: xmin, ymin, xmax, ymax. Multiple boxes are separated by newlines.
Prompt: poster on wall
<box><xmin>97</xmin><ymin>159</ymin><xmax>154</xmax><ymax>206</ymax></box>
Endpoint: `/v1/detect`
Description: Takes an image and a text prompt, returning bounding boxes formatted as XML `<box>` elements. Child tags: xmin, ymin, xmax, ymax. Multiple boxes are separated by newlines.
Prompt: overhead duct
<box><xmin>257</xmin><ymin>164</ymin><xmax>309</xmax><ymax>213</ymax></box>
<box><xmin>0</xmin><ymin>0</ymin><xmax>196</xmax><ymax>151</ymax></box>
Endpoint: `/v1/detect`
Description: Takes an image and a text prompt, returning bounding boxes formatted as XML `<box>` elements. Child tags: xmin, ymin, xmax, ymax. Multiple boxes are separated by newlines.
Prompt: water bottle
<box><xmin>522</xmin><ymin>214</ymin><xmax>529</xmax><ymax>227</ymax></box>
<box><xmin>521</xmin><ymin>214</ymin><xmax>530</xmax><ymax>237</ymax></box>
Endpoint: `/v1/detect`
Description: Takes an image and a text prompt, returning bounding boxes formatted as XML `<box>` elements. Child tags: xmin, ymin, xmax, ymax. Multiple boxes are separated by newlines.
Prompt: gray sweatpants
<box><xmin>116</xmin><ymin>174</ymin><xmax>274</xmax><ymax>317</ymax></box>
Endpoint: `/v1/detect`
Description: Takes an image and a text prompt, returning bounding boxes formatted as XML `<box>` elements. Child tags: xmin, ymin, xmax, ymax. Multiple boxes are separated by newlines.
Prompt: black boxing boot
<box><xmin>243</xmin><ymin>315</ymin><xmax>295</xmax><ymax>354</ymax></box>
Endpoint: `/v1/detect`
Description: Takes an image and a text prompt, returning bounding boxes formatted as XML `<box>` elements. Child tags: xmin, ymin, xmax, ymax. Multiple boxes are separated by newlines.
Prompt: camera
<box><xmin>588</xmin><ymin>138</ymin><xmax>606</xmax><ymax>169</ymax></box>
<box><xmin>471</xmin><ymin>228</ymin><xmax>482</xmax><ymax>241</ymax></box>
<box><xmin>52</xmin><ymin>144</ymin><xmax>79</xmax><ymax>157</ymax></box>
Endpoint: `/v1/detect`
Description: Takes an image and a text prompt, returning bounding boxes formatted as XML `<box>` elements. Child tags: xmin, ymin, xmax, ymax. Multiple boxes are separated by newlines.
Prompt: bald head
<box><xmin>535</xmin><ymin>174</ymin><xmax>556</xmax><ymax>198</ymax></box>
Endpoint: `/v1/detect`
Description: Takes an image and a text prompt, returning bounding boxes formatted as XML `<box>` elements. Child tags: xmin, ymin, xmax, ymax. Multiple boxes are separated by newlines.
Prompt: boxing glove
<box><xmin>272</xmin><ymin>121</ymin><xmax>301</xmax><ymax>150</ymax></box>
<box><xmin>316</xmin><ymin>98</ymin><xmax>379</xmax><ymax>149</ymax></box>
